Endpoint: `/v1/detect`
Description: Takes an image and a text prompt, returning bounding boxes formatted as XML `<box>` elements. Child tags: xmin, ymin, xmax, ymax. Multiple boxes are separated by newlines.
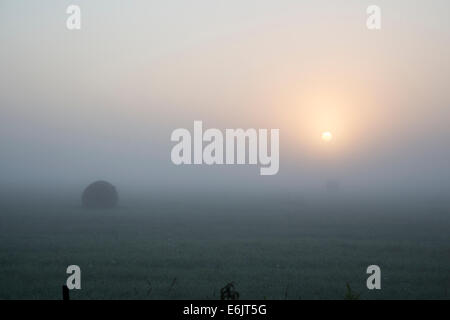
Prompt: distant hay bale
<box><xmin>82</xmin><ymin>181</ymin><xmax>118</xmax><ymax>209</ymax></box>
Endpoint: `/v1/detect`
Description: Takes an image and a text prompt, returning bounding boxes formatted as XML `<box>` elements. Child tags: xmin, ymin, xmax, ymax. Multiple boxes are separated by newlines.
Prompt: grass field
<box><xmin>0</xmin><ymin>193</ymin><xmax>449</xmax><ymax>299</ymax></box>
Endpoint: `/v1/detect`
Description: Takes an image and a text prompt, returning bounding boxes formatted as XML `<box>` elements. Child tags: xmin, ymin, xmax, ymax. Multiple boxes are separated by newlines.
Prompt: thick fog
<box><xmin>1</xmin><ymin>0</ymin><xmax>449</xmax><ymax>200</ymax></box>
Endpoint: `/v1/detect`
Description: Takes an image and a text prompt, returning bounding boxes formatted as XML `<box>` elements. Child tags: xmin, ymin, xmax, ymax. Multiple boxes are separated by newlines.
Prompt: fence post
<box><xmin>62</xmin><ymin>285</ymin><xmax>70</xmax><ymax>301</ymax></box>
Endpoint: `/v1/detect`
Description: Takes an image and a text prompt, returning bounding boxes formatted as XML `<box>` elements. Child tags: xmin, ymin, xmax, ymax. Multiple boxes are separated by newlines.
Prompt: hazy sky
<box><xmin>1</xmin><ymin>0</ymin><xmax>449</xmax><ymax>195</ymax></box>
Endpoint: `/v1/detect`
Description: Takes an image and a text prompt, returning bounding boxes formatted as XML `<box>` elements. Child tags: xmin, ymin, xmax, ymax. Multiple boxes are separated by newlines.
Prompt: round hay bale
<box><xmin>82</xmin><ymin>181</ymin><xmax>118</xmax><ymax>209</ymax></box>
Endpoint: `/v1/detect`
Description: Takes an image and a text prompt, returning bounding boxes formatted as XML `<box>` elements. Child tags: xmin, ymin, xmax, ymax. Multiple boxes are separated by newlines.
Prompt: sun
<box><xmin>321</xmin><ymin>131</ymin><xmax>333</xmax><ymax>142</ymax></box>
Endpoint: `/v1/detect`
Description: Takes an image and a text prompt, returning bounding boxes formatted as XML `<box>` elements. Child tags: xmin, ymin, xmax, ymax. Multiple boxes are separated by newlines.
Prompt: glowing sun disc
<box><xmin>321</xmin><ymin>131</ymin><xmax>333</xmax><ymax>142</ymax></box>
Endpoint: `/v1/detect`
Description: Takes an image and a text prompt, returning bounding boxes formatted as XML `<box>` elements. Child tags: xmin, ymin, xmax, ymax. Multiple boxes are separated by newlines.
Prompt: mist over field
<box><xmin>0</xmin><ymin>0</ymin><xmax>449</xmax><ymax>299</ymax></box>
<box><xmin>1</xmin><ymin>191</ymin><xmax>449</xmax><ymax>299</ymax></box>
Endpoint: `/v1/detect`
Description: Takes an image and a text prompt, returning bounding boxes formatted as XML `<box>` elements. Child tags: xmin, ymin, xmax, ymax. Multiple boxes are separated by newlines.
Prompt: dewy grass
<box><xmin>0</xmin><ymin>195</ymin><xmax>449</xmax><ymax>299</ymax></box>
